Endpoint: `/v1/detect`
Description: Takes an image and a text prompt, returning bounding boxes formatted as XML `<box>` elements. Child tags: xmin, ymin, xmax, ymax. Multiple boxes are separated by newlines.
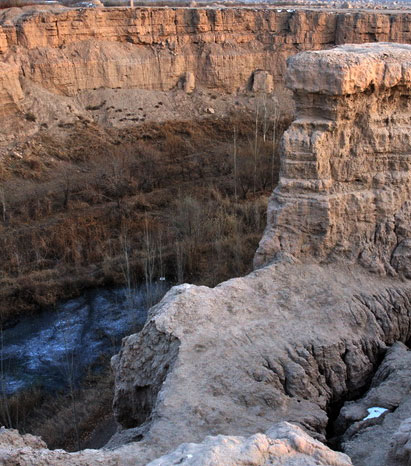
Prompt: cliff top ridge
<box><xmin>287</xmin><ymin>42</ymin><xmax>411</xmax><ymax>95</ymax></box>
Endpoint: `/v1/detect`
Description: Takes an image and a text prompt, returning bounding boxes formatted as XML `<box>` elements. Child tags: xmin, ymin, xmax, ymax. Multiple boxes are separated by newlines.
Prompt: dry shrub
<box><xmin>0</xmin><ymin>0</ymin><xmax>40</xmax><ymax>8</ymax></box>
<box><xmin>0</xmin><ymin>387</ymin><xmax>45</xmax><ymax>431</ymax></box>
<box><xmin>0</xmin><ymin>110</ymin><xmax>289</xmax><ymax>321</ymax></box>
<box><xmin>1</xmin><ymin>363</ymin><xmax>114</xmax><ymax>452</ymax></box>
<box><xmin>1</xmin><ymin>108</ymin><xmax>291</xmax><ymax>447</ymax></box>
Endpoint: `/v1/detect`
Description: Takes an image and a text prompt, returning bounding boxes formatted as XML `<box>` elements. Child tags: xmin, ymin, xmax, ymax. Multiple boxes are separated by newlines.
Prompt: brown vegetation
<box><xmin>0</xmin><ymin>110</ymin><xmax>289</xmax><ymax>325</ymax></box>
<box><xmin>0</xmin><ymin>0</ymin><xmax>41</xmax><ymax>8</ymax></box>
<box><xmin>0</xmin><ymin>105</ymin><xmax>290</xmax><ymax>450</ymax></box>
<box><xmin>1</xmin><ymin>360</ymin><xmax>114</xmax><ymax>451</ymax></box>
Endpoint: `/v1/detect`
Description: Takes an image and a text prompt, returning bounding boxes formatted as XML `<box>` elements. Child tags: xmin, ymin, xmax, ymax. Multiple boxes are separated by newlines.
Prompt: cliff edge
<box><xmin>1</xmin><ymin>43</ymin><xmax>410</xmax><ymax>466</ymax></box>
<box><xmin>1</xmin><ymin>6</ymin><xmax>411</xmax><ymax>118</ymax></box>
<box><xmin>255</xmin><ymin>43</ymin><xmax>411</xmax><ymax>277</ymax></box>
<box><xmin>109</xmin><ymin>43</ymin><xmax>411</xmax><ymax>466</ymax></box>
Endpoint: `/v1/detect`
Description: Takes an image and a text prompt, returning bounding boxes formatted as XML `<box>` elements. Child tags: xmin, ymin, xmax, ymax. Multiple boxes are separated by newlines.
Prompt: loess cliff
<box><xmin>255</xmin><ymin>43</ymin><xmax>411</xmax><ymax>277</ymax></box>
<box><xmin>1</xmin><ymin>6</ymin><xmax>411</xmax><ymax>117</ymax></box>
<box><xmin>1</xmin><ymin>42</ymin><xmax>410</xmax><ymax>466</ymax></box>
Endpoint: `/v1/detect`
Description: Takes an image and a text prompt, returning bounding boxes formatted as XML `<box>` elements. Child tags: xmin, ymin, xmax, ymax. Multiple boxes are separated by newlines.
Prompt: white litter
<box><xmin>363</xmin><ymin>407</ymin><xmax>388</xmax><ymax>420</ymax></box>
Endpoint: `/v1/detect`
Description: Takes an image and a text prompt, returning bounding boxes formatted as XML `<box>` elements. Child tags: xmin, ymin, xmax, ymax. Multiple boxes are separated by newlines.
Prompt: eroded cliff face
<box><xmin>255</xmin><ymin>43</ymin><xmax>411</xmax><ymax>277</ymax></box>
<box><xmin>1</xmin><ymin>43</ymin><xmax>410</xmax><ymax>466</ymax></box>
<box><xmin>108</xmin><ymin>43</ymin><xmax>411</xmax><ymax>465</ymax></box>
<box><xmin>1</xmin><ymin>6</ymin><xmax>411</xmax><ymax>116</ymax></box>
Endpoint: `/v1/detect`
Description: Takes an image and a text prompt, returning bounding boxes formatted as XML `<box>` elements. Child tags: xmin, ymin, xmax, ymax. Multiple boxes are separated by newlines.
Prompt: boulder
<box><xmin>147</xmin><ymin>422</ymin><xmax>352</xmax><ymax>466</ymax></box>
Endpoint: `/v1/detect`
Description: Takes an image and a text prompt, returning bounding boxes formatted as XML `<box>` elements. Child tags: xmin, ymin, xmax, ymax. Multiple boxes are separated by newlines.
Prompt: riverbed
<box><xmin>1</xmin><ymin>283</ymin><xmax>168</xmax><ymax>396</ymax></box>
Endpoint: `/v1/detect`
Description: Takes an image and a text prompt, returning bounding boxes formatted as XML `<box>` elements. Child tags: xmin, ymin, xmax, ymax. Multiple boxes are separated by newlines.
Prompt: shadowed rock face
<box><xmin>1</xmin><ymin>7</ymin><xmax>411</xmax><ymax>115</ymax></box>
<box><xmin>255</xmin><ymin>43</ymin><xmax>411</xmax><ymax>277</ymax></box>
<box><xmin>1</xmin><ymin>43</ymin><xmax>410</xmax><ymax>466</ymax></box>
<box><xmin>335</xmin><ymin>342</ymin><xmax>411</xmax><ymax>466</ymax></box>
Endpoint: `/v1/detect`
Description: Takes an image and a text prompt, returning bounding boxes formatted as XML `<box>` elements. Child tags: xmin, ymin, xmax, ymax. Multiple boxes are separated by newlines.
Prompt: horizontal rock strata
<box><xmin>255</xmin><ymin>43</ymin><xmax>411</xmax><ymax>277</ymax></box>
<box><xmin>2</xmin><ymin>43</ymin><xmax>410</xmax><ymax>466</ymax></box>
<box><xmin>109</xmin><ymin>43</ymin><xmax>411</xmax><ymax>464</ymax></box>
<box><xmin>1</xmin><ymin>6</ymin><xmax>411</xmax><ymax>115</ymax></box>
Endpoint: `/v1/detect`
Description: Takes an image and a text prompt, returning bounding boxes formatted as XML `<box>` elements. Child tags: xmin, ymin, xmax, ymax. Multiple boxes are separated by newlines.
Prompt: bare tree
<box><xmin>0</xmin><ymin>188</ymin><xmax>6</xmax><ymax>223</ymax></box>
<box><xmin>253</xmin><ymin>102</ymin><xmax>259</xmax><ymax>195</ymax></box>
<box><xmin>0</xmin><ymin>325</ymin><xmax>12</xmax><ymax>429</ymax></box>
<box><xmin>233</xmin><ymin>126</ymin><xmax>238</xmax><ymax>201</ymax></box>
<box><xmin>175</xmin><ymin>241</ymin><xmax>184</xmax><ymax>284</ymax></box>
<box><xmin>120</xmin><ymin>232</ymin><xmax>133</xmax><ymax>304</ymax></box>
<box><xmin>143</xmin><ymin>217</ymin><xmax>156</xmax><ymax>308</ymax></box>
<box><xmin>271</xmin><ymin>97</ymin><xmax>280</xmax><ymax>189</ymax></box>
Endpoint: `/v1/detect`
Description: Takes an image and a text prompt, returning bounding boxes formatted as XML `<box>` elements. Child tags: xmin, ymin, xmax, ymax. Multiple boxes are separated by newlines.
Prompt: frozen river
<box><xmin>1</xmin><ymin>283</ymin><xmax>168</xmax><ymax>395</ymax></box>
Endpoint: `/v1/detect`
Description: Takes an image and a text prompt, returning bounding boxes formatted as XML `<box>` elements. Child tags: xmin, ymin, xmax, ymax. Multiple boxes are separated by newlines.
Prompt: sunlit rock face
<box><xmin>146</xmin><ymin>422</ymin><xmax>353</xmax><ymax>466</ymax></box>
<box><xmin>1</xmin><ymin>6</ymin><xmax>411</xmax><ymax>116</ymax></box>
<box><xmin>255</xmin><ymin>43</ymin><xmax>411</xmax><ymax>277</ymax></box>
<box><xmin>1</xmin><ymin>43</ymin><xmax>410</xmax><ymax>466</ymax></box>
<box><xmin>109</xmin><ymin>43</ymin><xmax>411</xmax><ymax>465</ymax></box>
<box><xmin>0</xmin><ymin>422</ymin><xmax>353</xmax><ymax>466</ymax></box>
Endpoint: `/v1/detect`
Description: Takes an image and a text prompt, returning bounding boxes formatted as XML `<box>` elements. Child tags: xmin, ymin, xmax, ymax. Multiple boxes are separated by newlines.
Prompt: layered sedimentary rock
<box><xmin>255</xmin><ymin>43</ymin><xmax>411</xmax><ymax>277</ymax></box>
<box><xmin>1</xmin><ymin>6</ymin><xmax>411</xmax><ymax>115</ymax></box>
<box><xmin>109</xmin><ymin>44</ymin><xmax>411</xmax><ymax>465</ymax></box>
<box><xmin>2</xmin><ymin>43</ymin><xmax>411</xmax><ymax>466</ymax></box>
<box><xmin>0</xmin><ymin>62</ymin><xmax>23</xmax><ymax>116</ymax></box>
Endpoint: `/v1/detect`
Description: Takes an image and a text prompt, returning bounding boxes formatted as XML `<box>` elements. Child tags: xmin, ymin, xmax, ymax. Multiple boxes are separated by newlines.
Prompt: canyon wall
<box><xmin>1</xmin><ymin>6</ymin><xmax>411</xmax><ymax>115</ymax></box>
<box><xmin>109</xmin><ymin>44</ymin><xmax>411</xmax><ymax>464</ymax></box>
<box><xmin>255</xmin><ymin>43</ymin><xmax>411</xmax><ymax>277</ymax></box>
<box><xmin>1</xmin><ymin>41</ymin><xmax>410</xmax><ymax>466</ymax></box>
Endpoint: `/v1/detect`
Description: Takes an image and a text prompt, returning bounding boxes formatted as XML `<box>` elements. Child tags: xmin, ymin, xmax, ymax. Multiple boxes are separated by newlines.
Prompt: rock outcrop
<box><xmin>255</xmin><ymin>43</ymin><xmax>411</xmax><ymax>277</ymax></box>
<box><xmin>2</xmin><ymin>43</ymin><xmax>411</xmax><ymax>466</ymax></box>
<box><xmin>390</xmin><ymin>418</ymin><xmax>411</xmax><ymax>466</ymax></box>
<box><xmin>109</xmin><ymin>43</ymin><xmax>411</xmax><ymax>464</ymax></box>
<box><xmin>0</xmin><ymin>62</ymin><xmax>23</xmax><ymax>117</ymax></box>
<box><xmin>0</xmin><ymin>428</ymin><xmax>120</xmax><ymax>466</ymax></box>
<box><xmin>110</xmin><ymin>263</ymin><xmax>411</xmax><ymax>463</ymax></box>
<box><xmin>0</xmin><ymin>422</ymin><xmax>352</xmax><ymax>466</ymax></box>
<box><xmin>252</xmin><ymin>70</ymin><xmax>274</xmax><ymax>93</ymax></box>
<box><xmin>1</xmin><ymin>6</ymin><xmax>411</xmax><ymax>116</ymax></box>
<box><xmin>334</xmin><ymin>342</ymin><xmax>411</xmax><ymax>466</ymax></box>
<box><xmin>146</xmin><ymin>422</ymin><xmax>353</xmax><ymax>466</ymax></box>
